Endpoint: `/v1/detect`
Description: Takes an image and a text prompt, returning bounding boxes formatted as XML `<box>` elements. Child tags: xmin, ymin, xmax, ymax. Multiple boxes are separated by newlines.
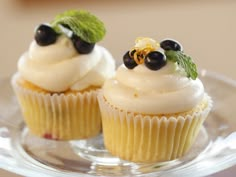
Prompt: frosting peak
<box><xmin>18</xmin><ymin>35</ymin><xmax>115</xmax><ymax>92</ymax></box>
<box><xmin>29</xmin><ymin>35</ymin><xmax>77</xmax><ymax>64</ymax></box>
<box><xmin>103</xmin><ymin>62</ymin><xmax>204</xmax><ymax>114</ymax></box>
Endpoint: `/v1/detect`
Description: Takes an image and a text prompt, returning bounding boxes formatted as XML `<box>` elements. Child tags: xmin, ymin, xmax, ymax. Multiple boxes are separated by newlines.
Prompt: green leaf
<box><xmin>165</xmin><ymin>50</ymin><xmax>198</xmax><ymax>80</ymax></box>
<box><xmin>50</xmin><ymin>10</ymin><xmax>106</xmax><ymax>43</ymax></box>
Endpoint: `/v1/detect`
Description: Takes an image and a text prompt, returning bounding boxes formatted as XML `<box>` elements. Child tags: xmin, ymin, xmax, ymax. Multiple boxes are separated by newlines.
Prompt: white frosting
<box><xmin>103</xmin><ymin>62</ymin><xmax>204</xmax><ymax>114</ymax></box>
<box><xmin>18</xmin><ymin>35</ymin><xmax>115</xmax><ymax>92</ymax></box>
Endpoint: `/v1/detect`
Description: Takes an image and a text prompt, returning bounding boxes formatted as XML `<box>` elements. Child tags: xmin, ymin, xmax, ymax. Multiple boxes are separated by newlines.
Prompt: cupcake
<box><xmin>11</xmin><ymin>10</ymin><xmax>115</xmax><ymax>140</ymax></box>
<box><xmin>98</xmin><ymin>37</ymin><xmax>212</xmax><ymax>163</ymax></box>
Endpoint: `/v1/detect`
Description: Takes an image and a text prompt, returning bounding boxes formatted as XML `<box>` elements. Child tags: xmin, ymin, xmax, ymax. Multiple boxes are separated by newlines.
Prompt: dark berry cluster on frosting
<box><xmin>123</xmin><ymin>37</ymin><xmax>182</xmax><ymax>71</ymax></box>
<box><xmin>33</xmin><ymin>10</ymin><xmax>106</xmax><ymax>55</ymax></box>
<box><xmin>34</xmin><ymin>24</ymin><xmax>95</xmax><ymax>54</ymax></box>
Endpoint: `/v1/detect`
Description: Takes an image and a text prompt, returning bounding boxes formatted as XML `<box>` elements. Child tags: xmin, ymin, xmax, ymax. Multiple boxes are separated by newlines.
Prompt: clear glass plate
<box><xmin>0</xmin><ymin>70</ymin><xmax>236</xmax><ymax>177</ymax></box>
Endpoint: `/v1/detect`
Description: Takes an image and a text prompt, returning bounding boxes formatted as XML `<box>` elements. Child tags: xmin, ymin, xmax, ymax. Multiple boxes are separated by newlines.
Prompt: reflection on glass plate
<box><xmin>0</xmin><ymin>70</ymin><xmax>236</xmax><ymax>177</ymax></box>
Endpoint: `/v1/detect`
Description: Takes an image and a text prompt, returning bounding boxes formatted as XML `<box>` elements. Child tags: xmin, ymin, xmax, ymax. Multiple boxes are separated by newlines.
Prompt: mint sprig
<box><xmin>50</xmin><ymin>10</ymin><xmax>106</xmax><ymax>43</ymax></box>
<box><xmin>165</xmin><ymin>50</ymin><xmax>198</xmax><ymax>80</ymax></box>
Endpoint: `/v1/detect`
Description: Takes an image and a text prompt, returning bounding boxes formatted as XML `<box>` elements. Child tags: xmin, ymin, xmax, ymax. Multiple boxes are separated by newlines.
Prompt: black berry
<box><xmin>123</xmin><ymin>51</ymin><xmax>138</xmax><ymax>69</ymax></box>
<box><xmin>145</xmin><ymin>51</ymin><xmax>166</xmax><ymax>70</ymax></box>
<box><xmin>160</xmin><ymin>39</ymin><xmax>183</xmax><ymax>51</ymax></box>
<box><xmin>35</xmin><ymin>24</ymin><xmax>58</xmax><ymax>46</ymax></box>
<box><xmin>71</xmin><ymin>34</ymin><xmax>95</xmax><ymax>54</ymax></box>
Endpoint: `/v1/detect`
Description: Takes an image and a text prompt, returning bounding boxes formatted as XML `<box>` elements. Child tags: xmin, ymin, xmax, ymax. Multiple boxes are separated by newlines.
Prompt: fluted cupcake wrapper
<box><xmin>98</xmin><ymin>93</ymin><xmax>212</xmax><ymax>163</ymax></box>
<box><xmin>11</xmin><ymin>75</ymin><xmax>101</xmax><ymax>140</ymax></box>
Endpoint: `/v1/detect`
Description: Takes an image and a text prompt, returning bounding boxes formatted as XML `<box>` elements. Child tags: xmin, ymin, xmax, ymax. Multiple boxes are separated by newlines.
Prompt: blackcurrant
<box><xmin>160</xmin><ymin>39</ymin><xmax>183</xmax><ymax>51</ymax></box>
<box><xmin>35</xmin><ymin>24</ymin><xmax>58</xmax><ymax>46</ymax></box>
<box><xmin>71</xmin><ymin>34</ymin><xmax>95</xmax><ymax>54</ymax></box>
<box><xmin>145</xmin><ymin>51</ymin><xmax>166</xmax><ymax>70</ymax></box>
<box><xmin>123</xmin><ymin>51</ymin><xmax>138</xmax><ymax>69</ymax></box>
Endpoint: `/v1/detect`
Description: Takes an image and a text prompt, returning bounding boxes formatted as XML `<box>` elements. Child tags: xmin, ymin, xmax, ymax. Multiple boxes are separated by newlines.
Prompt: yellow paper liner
<box><xmin>98</xmin><ymin>93</ymin><xmax>212</xmax><ymax>163</ymax></box>
<box><xmin>11</xmin><ymin>74</ymin><xmax>101</xmax><ymax>140</ymax></box>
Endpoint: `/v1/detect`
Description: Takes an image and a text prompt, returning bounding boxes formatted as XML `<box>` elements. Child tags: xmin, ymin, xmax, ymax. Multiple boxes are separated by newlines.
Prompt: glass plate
<box><xmin>0</xmin><ymin>70</ymin><xmax>236</xmax><ymax>177</ymax></box>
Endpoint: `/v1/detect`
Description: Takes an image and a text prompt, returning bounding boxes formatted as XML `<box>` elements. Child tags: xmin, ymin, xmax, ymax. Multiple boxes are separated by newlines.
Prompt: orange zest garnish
<box><xmin>129</xmin><ymin>37</ymin><xmax>160</xmax><ymax>65</ymax></box>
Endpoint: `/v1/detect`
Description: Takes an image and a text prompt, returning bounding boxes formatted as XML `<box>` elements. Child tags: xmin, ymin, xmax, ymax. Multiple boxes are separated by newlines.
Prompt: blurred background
<box><xmin>0</xmin><ymin>0</ymin><xmax>236</xmax><ymax>176</ymax></box>
<box><xmin>1</xmin><ymin>0</ymin><xmax>236</xmax><ymax>79</ymax></box>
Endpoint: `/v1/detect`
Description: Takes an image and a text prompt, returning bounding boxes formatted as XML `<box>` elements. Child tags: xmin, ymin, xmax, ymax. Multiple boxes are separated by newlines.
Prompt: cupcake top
<box><xmin>103</xmin><ymin>37</ymin><xmax>204</xmax><ymax>114</ymax></box>
<box><xmin>18</xmin><ymin>10</ymin><xmax>115</xmax><ymax>92</ymax></box>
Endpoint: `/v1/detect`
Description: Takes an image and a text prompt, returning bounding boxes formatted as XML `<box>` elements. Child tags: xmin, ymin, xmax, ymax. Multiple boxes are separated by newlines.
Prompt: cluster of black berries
<box><xmin>123</xmin><ymin>39</ymin><xmax>183</xmax><ymax>70</ymax></box>
<box><xmin>35</xmin><ymin>24</ymin><xmax>94</xmax><ymax>54</ymax></box>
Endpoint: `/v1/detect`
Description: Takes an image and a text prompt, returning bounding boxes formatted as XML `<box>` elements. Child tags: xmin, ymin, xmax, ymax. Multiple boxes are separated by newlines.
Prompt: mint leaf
<box><xmin>51</xmin><ymin>10</ymin><xmax>106</xmax><ymax>43</ymax></box>
<box><xmin>165</xmin><ymin>50</ymin><xmax>198</xmax><ymax>80</ymax></box>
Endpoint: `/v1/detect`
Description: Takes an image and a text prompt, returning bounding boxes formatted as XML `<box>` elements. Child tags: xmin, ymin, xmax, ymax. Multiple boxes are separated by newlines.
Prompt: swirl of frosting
<box><xmin>18</xmin><ymin>35</ymin><xmax>115</xmax><ymax>92</ymax></box>
<box><xmin>103</xmin><ymin>62</ymin><xmax>204</xmax><ymax>114</ymax></box>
